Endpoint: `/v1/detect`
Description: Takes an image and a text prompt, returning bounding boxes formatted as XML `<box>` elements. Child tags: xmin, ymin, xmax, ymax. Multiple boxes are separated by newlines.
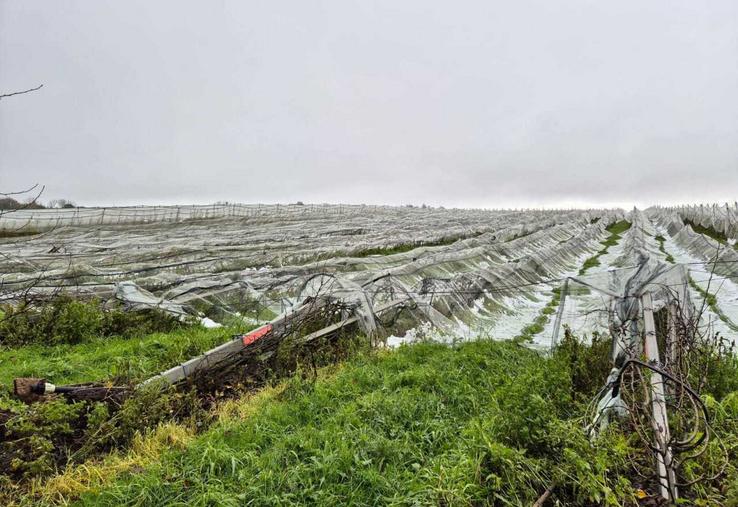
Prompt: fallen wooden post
<box><xmin>13</xmin><ymin>378</ymin><xmax>127</xmax><ymax>403</ymax></box>
<box><xmin>13</xmin><ymin>296</ymin><xmax>412</xmax><ymax>402</ymax></box>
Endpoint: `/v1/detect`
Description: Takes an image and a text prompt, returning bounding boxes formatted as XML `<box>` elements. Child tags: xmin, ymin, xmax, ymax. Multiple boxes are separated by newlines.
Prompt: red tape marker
<box><xmin>242</xmin><ymin>324</ymin><xmax>273</xmax><ymax>346</ymax></box>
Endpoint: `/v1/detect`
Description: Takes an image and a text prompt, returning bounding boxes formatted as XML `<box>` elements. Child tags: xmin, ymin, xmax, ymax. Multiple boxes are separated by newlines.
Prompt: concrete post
<box><xmin>642</xmin><ymin>292</ymin><xmax>678</xmax><ymax>502</ymax></box>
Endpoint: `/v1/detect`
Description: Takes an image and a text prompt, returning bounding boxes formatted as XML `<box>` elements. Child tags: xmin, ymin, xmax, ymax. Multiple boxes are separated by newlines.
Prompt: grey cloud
<box><xmin>1</xmin><ymin>0</ymin><xmax>736</xmax><ymax>208</ymax></box>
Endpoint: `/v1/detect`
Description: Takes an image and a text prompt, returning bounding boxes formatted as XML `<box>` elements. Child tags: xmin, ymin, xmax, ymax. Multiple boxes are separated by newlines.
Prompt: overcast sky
<box><xmin>1</xmin><ymin>1</ymin><xmax>737</xmax><ymax>209</ymax></box>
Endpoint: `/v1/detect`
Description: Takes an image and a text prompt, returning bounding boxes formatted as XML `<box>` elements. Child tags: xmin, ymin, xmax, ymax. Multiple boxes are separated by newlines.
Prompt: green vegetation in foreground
<box><xmin>0</xmin><ymin>325</ymin><xmax>248</xmax><ymax>388</ymax></box>
<box><xmin>0</xmin><ymin>294</ymin><xmax>187</xmax><ymax>348</ymax></box>
<box><xmin>578</xmin><ymin>220</ymin><xmax>631</xmax><ymax>276</ymax></box>
<box><xmin>60</xmin><ymin>332</ymin><xmax>738</xmax><ymax>507</ymax></box>
<box><xmin>0</xmin><ymin>294</ymin><xmax>256</xmax><ymax>387</ymax></box>
<box><xmin>654</xmin><ymin>235</ymin><xmax>676</xmax><ymax>263</ymax></box>
<box><xmin>76</xmin><ymin>336</ymin><xmax>642</xmax><ymax>507</ymax></box>
<box><xmin>4</xmin><ymin>332</ymin><xmax>738</xmax><ymax>506</ymax></box>
<box><xmin>0</xmin><ymin>323</ymin><xmax>254</xmax><ymax>489</ymax></box>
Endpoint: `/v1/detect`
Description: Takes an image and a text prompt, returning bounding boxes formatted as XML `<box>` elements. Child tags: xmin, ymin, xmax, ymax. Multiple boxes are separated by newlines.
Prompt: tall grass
<box><xmin>76</xmin><ymin>339</ymin><xmax>638</xmax><ymax>506</ymax></box>
<box><xmin>6</xmin><ymin>332</ymin><xmax>738</xmax><ymax>506</ymax></box>
<box><xmin>0</xmin><ymin>325</ymin><xmax>249</xmax><ymax>387</ymax></box>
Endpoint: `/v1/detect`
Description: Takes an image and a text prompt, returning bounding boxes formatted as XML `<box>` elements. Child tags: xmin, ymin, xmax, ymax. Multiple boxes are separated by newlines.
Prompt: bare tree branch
<box><xmin>0</xmin><ymin>84</ymin><xmax>44</xmax><ymax>100</ymax></box>
<box><xmin>0</xmin><ymin>184</ymin><xmax>40</xmax><ymax>197</ymax></box>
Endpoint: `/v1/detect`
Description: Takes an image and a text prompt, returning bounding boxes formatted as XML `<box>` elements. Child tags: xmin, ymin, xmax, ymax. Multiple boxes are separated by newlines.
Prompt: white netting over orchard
<box><xmin>1</xmin><ymin>203</ymin><xmax>737</xmax><ymax>347</ymax></box>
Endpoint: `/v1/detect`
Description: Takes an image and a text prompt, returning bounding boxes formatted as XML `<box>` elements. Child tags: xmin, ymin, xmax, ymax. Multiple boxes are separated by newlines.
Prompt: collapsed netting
<box><xmin>574</xmin><ymin>210</ymin><xmax>733</xmax><ymax>502</ymax></box>
<box><xmin>5</xmin><ymin>203</ymin><xmax>738</xmax><ymax>501</ymax></box>
<box><xmin>3</xmin><ymin>203</ymin><xmax>736</xmax><ymax>355</ymax></box>
<box><xmin>0</xmin><ymin>203</ymin><xmax>383</xmax><ymax>231</ymax></box>
<box><xmin>0</xmin><ymin>206</ymin><xmax>623</xmax><ymax>340</ymax></box>
<box><xmin>138</xmin><ymin>208</ymin><xmax>624</xmax><ymax>386</ymax></box>
<box><xmin>655</xmin><ymin>202</ymin><xmax>738</xmax><ymax>242</ymax></box>
<box><xmin>148</xmin><ymin>207</ymin><xmax>732</xmax><ymax>504</ymax></box>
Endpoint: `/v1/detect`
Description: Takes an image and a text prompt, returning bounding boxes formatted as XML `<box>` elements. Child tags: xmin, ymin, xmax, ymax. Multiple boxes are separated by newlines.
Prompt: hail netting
<box><xmin>647</xmin><ymin>206</ymin><xmax>738</xmax><ymax>335</ymax></box>
<box><xmin>657</xmin><ymin>202</ymin><xmax>738</xmax><ymax>241</ymax></box>
<box><xmin>1</xmin><ymin>205</ymin><xmax>624</xmax><ymax>342</ymax></box>
<box><xmin>573</xmin><ymin>208</ymin><xmax>737</xmax><ymax>502</ymax></box>
<box><xmin>0</xmin><ymin>204</ymin><xmax>398</xmax><ymax>232</ymax></box>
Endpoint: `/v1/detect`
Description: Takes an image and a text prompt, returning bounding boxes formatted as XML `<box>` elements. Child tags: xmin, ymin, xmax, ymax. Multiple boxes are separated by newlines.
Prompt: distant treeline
<box><xmin>0</xmin><ymin>197</ymin><xmax>76</xmax><ymax>210</ymax></box>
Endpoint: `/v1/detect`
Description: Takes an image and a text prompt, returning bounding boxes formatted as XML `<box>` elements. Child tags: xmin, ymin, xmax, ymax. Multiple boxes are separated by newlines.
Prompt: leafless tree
<box><xmin>47</xmin><ymin>198</ymin><xmax>76</xmax><ymax>209</ymax></box>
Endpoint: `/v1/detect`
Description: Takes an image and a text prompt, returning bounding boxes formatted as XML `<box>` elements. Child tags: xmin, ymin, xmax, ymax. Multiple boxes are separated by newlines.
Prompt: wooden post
<box><xmin>642</xmin><ymin>292</ymin><xmax>678</xmax><ymax>501</ymax></box>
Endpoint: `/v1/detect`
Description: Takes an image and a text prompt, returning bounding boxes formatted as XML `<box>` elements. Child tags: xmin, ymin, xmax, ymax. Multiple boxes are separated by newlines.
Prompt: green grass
<box><xmin>578</xmin><ymin>220</ymin><xmax>631</xmax><ymax>276</ymax></box>
<box><xmin>0</xmin><ymin>325</ymin><xmax>250</xmax><ymax>388</ymax></box>
<box><xmin>579</xmin><ymin>256</ymin><xmax>601</xmax><ymax>272</ymax></box>
<box><xmin>684</xmin><ymin>219</ymin><xmax>729</xmax><ymax>244</ymax></box>
<box><xmin>654</xmin><ymin>235</ymin><xmax>676</xmax><ymax>263</ymax></box>
<box><xmin>689</xmin><ymin>278</ymin><xmax>738</xmax><ymax>332</ymax></box>
<box><xmin>354</xmin><ymin>232</ymin><xmax>484</xmax><ymax>258</ymax></box>
<box><xmin>515</xmin><ymin>288</ymin><xmax>561</xmax><ymax>341</ymax></box>
<box><xmin>5</xmin><ymin>333</ymin><xmax>738</xmax><ymax>506</ymax></box>
<box><xmin>75</xmin><ymin>338</ymin><xmax>637</xmax><ymax>507</ymax></box>
<box><xmin>0</xmin><ymin>227</ymin><xmax>42</xmax><ymax>239</ymax></box>
<box><xmin>605</xmin><ymin>220</ymin><xmax>631</xmax><ymax>236</ymax></box>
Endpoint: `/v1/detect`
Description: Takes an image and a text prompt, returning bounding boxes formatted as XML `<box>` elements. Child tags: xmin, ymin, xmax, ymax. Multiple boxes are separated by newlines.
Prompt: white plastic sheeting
<box><xmin>1</xmin><ymin>205</ymin><xmax>623</xmax><ymax>340</ymax></box>
<box><xmin>2</xmin><ymin>203</ymin><xmax>736</xmax><ymax>347</ymax></box>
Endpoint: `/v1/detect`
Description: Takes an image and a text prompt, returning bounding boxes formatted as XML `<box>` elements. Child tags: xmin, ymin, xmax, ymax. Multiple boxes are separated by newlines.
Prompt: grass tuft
<box><xmin>578</xmin><ymin>220</ymin><xmax>631</xmax><ymax>276</ymax></box>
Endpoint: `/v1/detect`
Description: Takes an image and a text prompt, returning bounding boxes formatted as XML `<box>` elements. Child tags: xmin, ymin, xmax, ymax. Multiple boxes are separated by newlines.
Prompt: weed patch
<box><xmin>0</xmin><ymin>295</ymin><xmax>188</xmax><ymax>348</ymax></box>
<box><xmin>354</xmin><ymin>232</ymin><xmax>482</xmax><ymax>258</ymax></box>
